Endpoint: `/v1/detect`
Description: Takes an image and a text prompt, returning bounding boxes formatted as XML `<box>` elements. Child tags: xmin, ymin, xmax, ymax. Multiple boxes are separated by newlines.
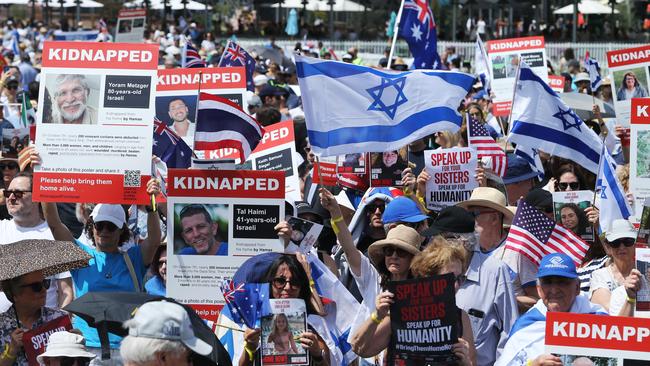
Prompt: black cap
<box><xmin>421</xmin><ymin>206</ymin><xmax>475</xmax><ymax>237</ymax></box>
<box><xmin>524</xmin><ymin>189</ymin><xmax>553</xmax><ymax>213</ymax></box>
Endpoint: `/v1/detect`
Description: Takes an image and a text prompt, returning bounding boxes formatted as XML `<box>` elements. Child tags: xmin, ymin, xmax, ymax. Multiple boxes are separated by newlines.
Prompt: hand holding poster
<box><xmin>386</xmin><ymin>273</ymin><xmax>459</xmax><ymax>365</ymax></box>
<box><xmin>287</xmin><ymin>217</ymin><xmax>323</xmax><ymax>252</ymax></box>
<box><xmin>34</xmin><ymin>41</ymin><xmax>158</xmax><ymax>204</ymax></box>
<box><xmin>22</xmin><ymin>315</ymin><xmax>72</xmax><ymax>366</ymax></box>
<box><xmin>424</xmin><ymin>147</ymin><xmax>478</xmax><ymax>211</ymax></box>
<box><xmin>261</xmin><ymin>299</ymin><xmax>309</xmax><ymax>366</ymax></box>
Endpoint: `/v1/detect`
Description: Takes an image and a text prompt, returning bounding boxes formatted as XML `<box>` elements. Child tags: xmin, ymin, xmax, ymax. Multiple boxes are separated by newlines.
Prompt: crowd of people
<box><xmin>0</xmin><ymin>14</ymin><xmax>643</xmax><ymax>366</ymax></box>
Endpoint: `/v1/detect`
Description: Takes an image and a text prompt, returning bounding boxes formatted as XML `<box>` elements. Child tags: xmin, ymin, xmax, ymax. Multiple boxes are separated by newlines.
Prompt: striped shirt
<box><xmin>577</xmin><ymin>256</ymin><xmax>609</xmax><ymax>292</ymax></box>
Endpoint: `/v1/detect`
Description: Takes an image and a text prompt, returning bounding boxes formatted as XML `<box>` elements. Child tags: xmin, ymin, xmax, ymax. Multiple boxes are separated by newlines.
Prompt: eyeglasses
<box><xmin>558</xmin><ymin>182</ymin><xmax>580</xmax><ymax>191</ymax></box>
<box><xmin>2</xmin><ymin>189</ymin><xmax>29</xmax><ymax>199</ymax></box>
<box><xmin>608</xmin><ymin>238</ymin><xmax>635</xmax><ymax>248</ymax></box>
<box><xmin>20</xmin><ymin>279</ymin><xmax>51</xmax><ymax>292</ymax></box>
<box><xmin>158</xmin><ymin>260</ymin><xmax>167</xmax><ymax>267</ymax></box>
<box><xmin>272</xmin><ymin>276</ymin><xmax>302</xmax><ymax>290</ymax></box>
<box><xmin>5</xmin><ymin>84</ymin><xmax>18</xmax><ymax>91</ymax></box>
<box><xmin>0</xmin><ymin>162</ymin><xmax>18</xmax><ymax>170</ymax></box>
<box><xmin>60</xmin><ymin>357</ymin><xmax>91</xmax><ymax>366</ymax></box>
<box><xmin>93</xmin><ymin>221</ymin><xmax>119</xmax><ymax>232</ymax></box>
<box><xmin>382</xmin><ymin>246</ymin><xmax>411</xmax><ymax>258</ymax></box>
<box><xmin>366</xmin><ymin>202</ymin><xmax>386</xmax><ymax>214</ymax></box>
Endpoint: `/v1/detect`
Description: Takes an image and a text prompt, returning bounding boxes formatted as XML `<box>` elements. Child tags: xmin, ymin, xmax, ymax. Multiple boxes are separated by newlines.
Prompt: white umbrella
<box><xmin>38</xmin><ymin>0</ymin><xmax>104</xmax><ymax>7</ymax></box>
<box><xmin>553</xmin><ymin>0</ymin><xmax>618</xmax><ymax>15</ymax></box>
<box><xmin>0</xmin><ymin>0</ymin><xmax>29</xmax><ymax>4</ymax></box>
<box><xmin>269</xmin><ymin>0</ymin><xmax>366</xmax><ymax>12</ymax></box>
<box><xmin>124</xmin><ymin>0</ymin><xmax>211</xmax><ymax>11</ymax></box>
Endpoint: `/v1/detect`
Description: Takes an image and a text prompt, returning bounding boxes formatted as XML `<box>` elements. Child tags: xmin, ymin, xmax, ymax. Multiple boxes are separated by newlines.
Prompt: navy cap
<box><xmin>537</xmin><ymin>253</ymin><xmax>578</xmax><ymax>279</ymax></box>
<box><xmin>503</xmin><ymin>153</ymin><xmax>540</xmax><ymax>185</ymax></box>
<box><xmin>382</xmin><ymin>197</ymin><xmax>428</xmax><ymax>224</ymax></box>
<box><xmin>421</xmin><ymin>206</ymin><xmax>474</xmax><ymax>237</ymax></box>
<box><xmin>258</xmin><ymin>84</ymin><xmax>286</xmax><ymax>98</ymax></box>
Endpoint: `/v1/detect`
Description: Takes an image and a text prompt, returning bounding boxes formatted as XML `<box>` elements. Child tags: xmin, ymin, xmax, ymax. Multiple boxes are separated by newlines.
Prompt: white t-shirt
<box><xmin>589</xmin><ymin>266</ymin><xmax>621</xmax><ymax>299</ymax></box>
<box><xmin>0</xmin><ymin>220</ymin><xmax>72</xmax><ymax>309</ymax></box>
<box><xmin>477</xmin><ymin>20</ymin><xmax>487</xmax><ymax>34</ymax></box>
<box><xmin>171</xmin><ymin>121</ymin><xmax>196</xmax><ymax>150</ymax></box>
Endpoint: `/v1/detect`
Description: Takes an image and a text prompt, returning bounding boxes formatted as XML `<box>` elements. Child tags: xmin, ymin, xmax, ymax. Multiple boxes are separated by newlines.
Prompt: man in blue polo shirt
<box><xmin>178</xmin><ymin>204</ymin><xmax>228</xmax><ymax>256</ymax></box>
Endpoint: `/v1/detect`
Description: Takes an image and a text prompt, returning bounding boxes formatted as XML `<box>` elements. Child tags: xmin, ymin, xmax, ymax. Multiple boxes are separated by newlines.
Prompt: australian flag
<box><xmin>152</xmin><ymin>117</ymin><xmax>192</xmax><ymax>169</ymax></box>
<box><xmin>398</xmin><ymin>0</ymin><xmax>441</xmax><ymax>69</ymax></box>
<box><xmin>218</xmin><ymin>41</ymin><xmax>256</xmax><ymax>92</ymax></box>
<box><xmin>219</xmin><ymin>279</ymin><xmax>270</xmax><ymax>329</ymax></box>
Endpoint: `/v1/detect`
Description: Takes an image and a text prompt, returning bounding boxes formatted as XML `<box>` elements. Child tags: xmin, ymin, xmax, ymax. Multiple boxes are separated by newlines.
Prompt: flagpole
<box><xmin>386</xmin><ymin>0</ymin><xmax>406</xmax><ymax>70</ymax></box>
<box><xmin>504</xmin><ymin>61</ymin><xmax>523</xmax><ymax>138</ymax></box>
<box><xmin>192</xmin><ymin>71</ymin><xmax>203</xmax><ymax>161</ymax></box>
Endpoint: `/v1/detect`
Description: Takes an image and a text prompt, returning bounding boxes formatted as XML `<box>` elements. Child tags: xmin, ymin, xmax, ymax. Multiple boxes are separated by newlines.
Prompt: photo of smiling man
<box><xmin>45</xmin><ymin>74</ymin><xmax>100</xmax><ymax>124</ymax></box>
<box><xmin>174</xmin><ymin>203</ymin><xmax>229</xmax><ymax>256</ymax></box>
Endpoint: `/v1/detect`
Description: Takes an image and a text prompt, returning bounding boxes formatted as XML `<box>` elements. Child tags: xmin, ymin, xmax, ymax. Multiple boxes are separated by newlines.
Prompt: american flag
<box><xmin>218</xmin><ymin>279</ymin><xmax>270</xmax><ymax>329</ymax></box>
<box><xmin>181</xmin><ymin>40</ymin><xmax>206</xmax><ymax>68</ymax></box>
<box><xmin>467</xmin><ymin>114</ymin><xmax>507</xmax><ymax>177</ymax></box>
<box><xmin>505</xmin><ymin>200</ymin><xmax>590</xmax><ymax>266</ymax></box>
<box><xmin>218</xmin><ymin>40</ymin><xmax>256</xmax><ymax>92</ymax></box>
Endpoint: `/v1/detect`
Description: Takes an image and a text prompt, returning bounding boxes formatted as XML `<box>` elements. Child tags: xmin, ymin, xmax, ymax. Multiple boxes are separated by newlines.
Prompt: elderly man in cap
<box><xmin>457</xmin><ymin>187</ymin><xmax>513</xmax><ymax>254</ymax></box>
<box><xmin>496</xmin><ymin>253</ymin><xmax>607</xmax><ymax>366</ymax></box>
<box><xmin>120</xmin><ymin>300</ymin><xmax>212</xmax><ymax>366</ymax></box>
<box><xmin>502</xmin><ymin>153</ymin><xmax>541</xmax><ymax>206</ymax></box>
<box><xmin>422</xmin><ymin>206</ymin><xmax>517</xmax><ymax>366</ymax></box>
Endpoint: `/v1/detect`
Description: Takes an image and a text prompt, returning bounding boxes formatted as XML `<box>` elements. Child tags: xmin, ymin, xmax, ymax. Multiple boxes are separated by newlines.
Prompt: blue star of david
<box><xmin>531</xmin><ymin>148</ymin><xmax>538</xmax><ymax>158</ymax></box>
<box><xmin>553</xmin><ymin>106</ymin><xmax>582</xmax><ymax>132</ymax></box>
<box><xmin>366</xmin><ymin>77</ymin><xmax>408</xmax><ymax>119</ymax></box>
<box><xmin>599</xmin><ymin>184</ymin><xmax>607</xmax><ymax>199</ymax></box>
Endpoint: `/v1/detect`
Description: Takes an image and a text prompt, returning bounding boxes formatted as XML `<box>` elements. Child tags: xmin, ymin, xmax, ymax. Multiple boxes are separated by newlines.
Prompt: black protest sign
<box><xmin>386</xmin><ymin>273</ymin><xmax>459</xmax><ymax>365</ymax></box>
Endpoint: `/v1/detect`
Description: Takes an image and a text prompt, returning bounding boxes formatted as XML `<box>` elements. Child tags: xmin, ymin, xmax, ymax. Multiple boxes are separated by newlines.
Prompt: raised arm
<box><xmin>319</xmin><ymin>187</ymin><xmax>362</xmax><ymax>277</ymax></box>
<box><xmin>139</xmin><ymin>178</ymin><xmax>162</xmax><ymax>266</ymax></box>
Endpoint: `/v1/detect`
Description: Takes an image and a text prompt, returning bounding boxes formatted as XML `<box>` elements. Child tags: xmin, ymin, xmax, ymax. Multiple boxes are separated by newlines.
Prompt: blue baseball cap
<box><xmin>503</xmin><ymin>153</ymin><xmax>541</xmax><ymax>185</ymax></box>
<box><xmin>472</xmin><ymin>90</ymin><xmax>488</xmax><ymax>101</ymax></box>
<box><xmin>537</xmin><ymin>253</ymin><xmax>577</xmax><ymax>279</ymax></box>
<box><xmin>382</xmin><ymin>197</ymin><xmax>428</xmax><ymax>224</ymax></box>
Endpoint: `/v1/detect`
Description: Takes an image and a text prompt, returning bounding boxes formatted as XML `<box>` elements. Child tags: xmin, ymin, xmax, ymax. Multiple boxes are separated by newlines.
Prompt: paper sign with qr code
<box><xmin>33</xmin><ymin>41</ymin><xmax>157</xmax><ymax>204</ymax></box>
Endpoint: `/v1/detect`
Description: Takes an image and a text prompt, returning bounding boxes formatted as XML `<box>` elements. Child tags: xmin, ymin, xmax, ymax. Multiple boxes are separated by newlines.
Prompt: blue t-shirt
<box><xmin>178</xmin><ymin>242</ymin><xmax>228</xmax><ymax>255</ymax></box>
<box><xmin>145</xmin><ymin>275</ymin><xmax>166</xmax><ymax>296</ymax></box>
<box><xmin>71</xmin><ymin>240</ymin><xmax>146</xmax><ymax>349</ymax></box>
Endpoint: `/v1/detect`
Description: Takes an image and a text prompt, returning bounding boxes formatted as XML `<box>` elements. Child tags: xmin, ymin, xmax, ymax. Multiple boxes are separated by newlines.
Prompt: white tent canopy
<box><xmin>554</xmin><ymin>0</ymin><xmax>618</xmax><ymax>15</ymax></box>
<box><xmin>269</xmin><ymin>0</ymin><xmax>366</xmax><ymax>12</ymax></box>
<box><xmin>37</xmin><ymin>0</ymin><xmax>104</xmax><ymax>7</ymax></box>
<box><xmin>125</xmin><ymin>0</ymin><xmax>212</xmax><ymax>11</ymax></box>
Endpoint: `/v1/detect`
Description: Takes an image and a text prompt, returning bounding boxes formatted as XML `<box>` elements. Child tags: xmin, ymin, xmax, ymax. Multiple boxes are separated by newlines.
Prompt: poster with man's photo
<box><xmin>630</xmin><ymin>99</ymin><xmax>650</xmax><ymax>222</ymax></box>
<box><xmin>1</xmin><ymin>127</ymin><xmax>29</xmax><ymax>158</ymax></box>
<box><xmin>606</xmin><ymin>45</ymin><xmax>650</xmax><ymax>126</ymax></box>
<box><xmin>166</xmin><ymin>168</ymin><xmax>285</xmax><ymax>325</ymax></box>
<box><xmin>386</xmin><ymin>274</ymin><xmax>459</xmax><ymax>366</ymax></box>
<box><xmin>486</xmin><ymin>36</ymin><xmax>548</xmax><ymax>116</ymax></box>
<box><xmin>552</xmin><ymin>191</ymin><xmax>594</xmax><ymax>242</ymax></box>
<box><xmin>34</xmin><ymin>41</ymin><xmax>158</xmax><ymax>204</ymax></box>
<box><xmin>287</xmin><ymin>216</ymin><xmax>323</xmax><ymax>252</ymax></box>
<box><xmin>261</xmin><ymin>299</ymin><xmax>309</xmax><ymax>366</ymax></box>
<box><xmin>114</xmin><ymin>9</ymin><xmax>146</xmax><ymax>43</ymax></box>
<box><xmin>370</xmin><ymin>147</ymin><xmax>408</xmax><ymax>187</ymax></box>
<box><xmin>546</xmin><ymin>312</ymin><xmax>650</xmax><ymax>365</ymax></box>
<box><xmin>156</xmin><ymin>67</ymin><xmax>247</xmax><ymax>151</ymax></box>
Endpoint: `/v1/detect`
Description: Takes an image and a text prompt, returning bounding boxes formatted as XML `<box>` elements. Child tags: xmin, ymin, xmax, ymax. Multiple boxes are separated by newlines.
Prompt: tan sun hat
<box><xmin>368</xmin><ymin>225</ymin><xmax>421</xmax><ymax>267</ymax></box>
<box><xmin>456</xmin><ymin>187</ymin><xmax>514</xmax><ymax>221</ymax></box>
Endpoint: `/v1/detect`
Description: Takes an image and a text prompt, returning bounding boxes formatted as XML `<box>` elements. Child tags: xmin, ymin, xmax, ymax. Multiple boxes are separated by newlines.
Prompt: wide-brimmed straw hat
<box><xmin>456</xmin><ymin>187</ymin><xmax>514</xmax><ymax>221</ymax></box>
<box><xmin>368</xmin><ymin>225</ymin><xmax>421</xmax><ymax>267</ymax></box>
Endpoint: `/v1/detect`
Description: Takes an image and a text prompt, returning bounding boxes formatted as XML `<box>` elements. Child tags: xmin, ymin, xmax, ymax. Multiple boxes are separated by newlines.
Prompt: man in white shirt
<box><xmin>168</xmin><ymin>98</ymin><xmax>195</xmax><ymax>148</ymax></box>
<box><xmin>0</xmin><ymin>172</ymin><xmax>73</xmax><ymax>310</ymax></box>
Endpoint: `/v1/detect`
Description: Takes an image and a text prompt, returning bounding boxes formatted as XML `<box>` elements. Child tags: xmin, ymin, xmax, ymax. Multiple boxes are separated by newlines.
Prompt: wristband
<box><xmin>370</xmin><ymin>311</ymin><xmax>383</xmax><ymax>324</ymax></box>
<box><xmin>526</xmin><ymin>360</ymin><xmax>533</xmax><ymax>366</ymax></box>
<box><xmin>309</xmin><ymin>279</ymin><xmax>315</xmax><ymax>287</ymax></box>
<box><xmin>626</xmin><ymin>295</ymin><xmax>637</xmax><ymax>304</ymax></box>
<box><xmin>330</xmin><ymin>216</ymin><xmax>343</xmax><ymax>225</ymax></box>
<box><xmin>1</xmin><ymin>344</ymin><xmax>15</xmax><ymax>360</ymax></box>
<box><xmin>312</xmin><ymin>348</ymin><xmax>325</xmax><ymax>360</ymax></box>
<box><xmin>244</xmin><ymin>342</ymin><xmax>256</xmax><ymax>361</ymax></box>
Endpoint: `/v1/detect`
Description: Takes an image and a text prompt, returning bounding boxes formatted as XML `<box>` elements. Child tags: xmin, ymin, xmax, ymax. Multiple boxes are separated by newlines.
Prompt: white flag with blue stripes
<box><xmin>514</xmin><ymin>144</ymin><xmax>545</xmax><ymax>180</ymax></box>
<box><xmin>508</xmin><ymin>60</ymin><xmax>602</xmax><ymax>173</ymax></box>
<box><xmin>295</xmin><ymin>55</ymin><xmax>475</xmax><ymax>156</ymax></box>
<box><xmin>596</xmin><ymin>144</ymin><xmax>632</xmax><ymax>234</ymax></box>
<box><xmin>475</xmin><ymin>35</ymin><xmax>492</xmax><ymax>94</ymax></box>
<box><xmin>585</xmin><ymin>56</ymin><xmax>602</xmax><ymax>91</ymax></box>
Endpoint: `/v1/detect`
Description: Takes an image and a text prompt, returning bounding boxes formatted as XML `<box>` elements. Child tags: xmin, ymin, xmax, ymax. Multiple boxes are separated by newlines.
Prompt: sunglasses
<box><xmin>558</xmin><ymin>182</ymin><xmax>580</xmax><ymax>191</ymax></box>
<box><xmin>2</xmin><ymin>189</ymin><xmax>29</xmax><ymax>199</ymax></box>
<box><xmin>5</xmin><ymin>84</ymin><xmax>18</xmax><ymax>90</ymax></box>
<box><xmin>382</xmin><ymin>246</ymin><xmax>411</xmax><ymax>258</ymax></box>
<box><xmin>60</xmin><ymin>357</ymin><xmax>91</xmax><ymax>366</ymax></box>
<box><xmin>272</xmin><ymin>276</ymin><xmax>302</xmax><ymax>290</ymax></box>
<box><xmin>608</xmin><ymin>238</ymin><xmax>635</xmax><ymax>248</ymax></box>
<box><xmin>366</xmin><ymin>203</ymin><xmax>386</xmax><ymax>214</ymax></box>
<box><xmin>0</xmin><ymin>162</ymin><xmax>18</xmax><ymax>170</ymax></box>
<box><xmin>93</xmin><ymin>221</ymin><xmax>119</xmax><ymax>232</ymax></box>
<box><xmin>20</xmin><ymin>279</ymin><xmax>51</xmax><ymax>292</ymax></box>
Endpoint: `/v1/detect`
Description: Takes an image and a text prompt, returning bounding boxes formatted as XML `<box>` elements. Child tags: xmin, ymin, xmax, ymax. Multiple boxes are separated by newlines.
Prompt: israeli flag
<box><xmin>295</xmin><ymin>55</ymin><xmax>475</xmax><ymax>156</ymax></box>
<box><xmin>514</xmin><ymin>144</ymin><xmax>545</xmax><ymax>180</ymax></box>
<box><xmin>509</xmin><ymin>60</ymin><xmax>602</xmax><ymax>174</ymax></box>
<box><xmin>585</xmin><ymin>57</ymin><xmax>602</xmax><ymax>91</ymax></box>
<box><xmin>475</xmin><ymin>35</ymin><xmax>492</xmax><ymax>94</ymax></box>
<box><xmin>596</xmin><ymin>144</ymin><xmax>632</xmax><ymax>234</ymax></box>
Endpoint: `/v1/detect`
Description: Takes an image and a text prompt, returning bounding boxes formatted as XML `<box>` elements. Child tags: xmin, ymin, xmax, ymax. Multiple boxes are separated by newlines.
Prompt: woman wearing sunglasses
<box><xmin>552</xmin><ymin>167</ymin><xmax>585</xmax><ymax>192</ymax></box>
<box><xmin>589</xmin><ymin>219</ymin><xmax>640</xmax><ymax>312</ymax></box>
<box><xmin>0</xmin><ymin>270</ymin><xmax>67</xmax><ymax>366</ymax></box>
<box><xmin>0</xmin><ymin>157</ymin><xmax>20</xmax><ymax>220</ymax></box>
<box><xmin>350</xmin><ymin>238</ymin><xmax>476</xmax><ymax>366</ymax></box>
<box><xmin>240</xmin><ymin>254</ymin><xmax>330</xmax><ymax>366</ymax></box>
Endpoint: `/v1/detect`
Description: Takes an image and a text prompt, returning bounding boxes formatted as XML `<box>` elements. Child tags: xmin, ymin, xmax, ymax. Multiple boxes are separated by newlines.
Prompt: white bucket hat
<box><xmin>36</xmin><ymin>331</ymin><xmax>96</xmax><ymax>364</ymax></box>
